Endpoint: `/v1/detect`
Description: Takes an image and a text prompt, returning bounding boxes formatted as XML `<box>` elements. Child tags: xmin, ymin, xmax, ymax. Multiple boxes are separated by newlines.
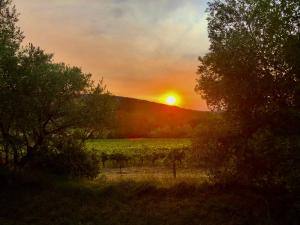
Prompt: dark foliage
<box><xmin>195</xmin><ymin>0</ymin><xmax>300</xmax><ymax>192</ymax></box>
<box><xmin>0</xmin><ymin>0</ymin><xmax>114</xmax><ymax>177</ymax></box>
<box><xmin>0</xmin><ymin>178</ymin><xmax>299</xmax><ymax>225</ymax></box>
<box><xmin>26</xmin><ymin>136</ymin><xmax>100</xmax><ymax>179</ymax></box>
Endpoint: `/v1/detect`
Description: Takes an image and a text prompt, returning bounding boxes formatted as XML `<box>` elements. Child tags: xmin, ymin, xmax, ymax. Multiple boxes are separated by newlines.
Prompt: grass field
<box><xmin>86</xmin><ymin>138</ymin><xmax>191</xmax><ymax>154</ymax></box>
<box><xmin>99</xmin><ymin>167</ymin><xmax>208</xmax><ymax>186</ymax></box>
<box><xmin>0</xmin><ymin>175</ymin><xmax>282</xmax><ymax>225</ymax></box>
<box><xmin>0</xmin><ymin>138</ymin><xmax>296</xmax><ymax>225</ymax></box>
<box><xmin>86</xmin><ymin>138</ymin><xmax>196</xmax><ymax>182</ymax></box>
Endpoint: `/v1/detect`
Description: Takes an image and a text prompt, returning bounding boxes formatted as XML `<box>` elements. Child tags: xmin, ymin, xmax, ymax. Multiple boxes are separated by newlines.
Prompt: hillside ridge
<box><xmin>107</xmin><ymin>95</ymin><xmax>212</xmax><ymax>138</ymax></box>
<box><xmin>114</xmin><ymin>96</ymin><xmax>203</xmax><ymax>113</ymax></box>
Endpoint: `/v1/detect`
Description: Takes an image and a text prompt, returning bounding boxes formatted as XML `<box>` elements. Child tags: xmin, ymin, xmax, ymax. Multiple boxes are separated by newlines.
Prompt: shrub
<box><xmin>27</xmin><ymin>136</ymin><xmax>100</xmax><ymax>179</ymax></box>
<box><xmin>192</xmin><ymin>118</ymin><xmax>240</xmax><ymax>184</ymax></box>
<box><xmin>247</xmin><ymin>130</ymin><xmax>300</xmax><ymax>192</ymax></box>
<box><xmin>193</xmin><ymin>120</ymin><xmax>300</xmax><ymax>191</ymax></box>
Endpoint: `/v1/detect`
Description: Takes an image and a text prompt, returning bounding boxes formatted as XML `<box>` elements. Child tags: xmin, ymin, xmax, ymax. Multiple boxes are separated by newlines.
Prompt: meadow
<box><xmin>1</xmin><ymin>176</ymin><xmax>276</xmax><ymax>225</ymax></box>
<box><xmin>1</xmin><ymin>138</ymin><xmax>280</xmax><ymax>225</ymax></box>
<box><xmin>86</xmin><ymin>138</ymin><xmax>191</xmax><ymax>154</ymax></box>
<box><xmin>86</xmin><ymin>138</ymin><xmax>205</xmax><ymax>183</ymax></box>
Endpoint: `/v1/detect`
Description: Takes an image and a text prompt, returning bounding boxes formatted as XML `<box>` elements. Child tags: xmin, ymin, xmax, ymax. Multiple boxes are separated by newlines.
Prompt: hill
<box><xmin>107</xmin><ymin>96</ymin><xmax>213</xmax><ymax>138</ymax></box>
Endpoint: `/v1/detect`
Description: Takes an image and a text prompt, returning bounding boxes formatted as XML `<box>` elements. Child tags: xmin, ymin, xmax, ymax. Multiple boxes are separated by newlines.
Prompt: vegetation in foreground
<box><xmin>1</xmin><ymin>170</ymin><xmax>299</xmax><ymax>225</ymax></box>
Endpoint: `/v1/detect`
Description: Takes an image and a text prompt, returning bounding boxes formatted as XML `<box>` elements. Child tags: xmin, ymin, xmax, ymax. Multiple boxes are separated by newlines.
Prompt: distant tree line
<box><xmin>0</xmin><ymin>0</ymin><xmax>114</xmax><ymax>177</ymax></box>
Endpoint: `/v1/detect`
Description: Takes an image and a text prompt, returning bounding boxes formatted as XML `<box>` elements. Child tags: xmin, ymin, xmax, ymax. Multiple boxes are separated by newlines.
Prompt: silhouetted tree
<box><xmin>195</xmin><ymin>0</ymin><xmax>300</xmax><ymax>190</ymax></box>
<box><xmin>0</xmin><ymin>0</ymin><xmax>115</xmax><ymax>176</ymax></box>
<box><xmin>0</xmin><ymin>0</ymin><xmax>23</xmax><ymax>166</ymax></box>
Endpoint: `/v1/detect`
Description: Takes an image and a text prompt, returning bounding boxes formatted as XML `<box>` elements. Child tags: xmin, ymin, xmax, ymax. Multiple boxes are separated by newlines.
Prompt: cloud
<box><xmin>14</xmin><ymin>0</ymin><xmax>209</xmax><ymax>110</ymax></box>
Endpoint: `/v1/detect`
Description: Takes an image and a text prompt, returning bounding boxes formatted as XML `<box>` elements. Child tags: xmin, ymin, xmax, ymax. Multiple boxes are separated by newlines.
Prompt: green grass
<box><xmin>0</xmin><ymin>176</ymin><xmax>281</xmax><ymax>225</ymax></box>
<box><xmin>0</xmin><ymin>168</ymin><xmax>296</xmax><ymax>225</ymax></box>
<box><xmin>86</xmin><ymin>138</ymin><xmax>194</xmax><ymax>180</ymax></box>
<box><xmin>1</xmin><ymin>138</ymin><xmax>290</xmax><ymax>225</ymax></box>
<box><xmin>99</xmin><ymin>167</ymin><xmax>208</xmax><ymax>185</ymax></box>
<box><xmin>86</xmin><ymin>138</ymin><xmax>191</xmax><ymax>155</ymax></box>
<box><xmin>86</xmin><ymin>138</ymin><xmax>192</xmax><ymax>162</ymax></box>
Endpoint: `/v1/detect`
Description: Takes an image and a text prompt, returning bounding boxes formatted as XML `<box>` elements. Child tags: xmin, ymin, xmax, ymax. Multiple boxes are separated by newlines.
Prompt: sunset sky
<box><xmin>14</xmin><ymin>0</ymin><xmax>210</xmax><ymax>110</ymax></box>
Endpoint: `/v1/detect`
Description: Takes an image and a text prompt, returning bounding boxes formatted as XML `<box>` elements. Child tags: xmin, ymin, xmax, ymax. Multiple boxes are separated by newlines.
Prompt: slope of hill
<box><xmin>108</xmin><ymin>96</ymin><xmax>213</xmax><ymax>138</ymax></box>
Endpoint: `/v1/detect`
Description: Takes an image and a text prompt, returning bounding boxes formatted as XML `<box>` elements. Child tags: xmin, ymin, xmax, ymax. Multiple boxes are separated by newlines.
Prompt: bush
<box><xmin>247</xmin><ymin>130</ymin><xmax>300</xmax><ymax>192</ymax></box>
<box><xmin>193</xmin><ymin>119</ymin><xmax>300</xmax><ymax>192</ymax></box>
<box><xmin>27</xmin><ymin>136</ymin><xmax>100</xmax><ymax>179</ymax></box>
<box><xmin>192</xmin><ymin>118</ymin><xmax>239</xmax><ymax>184</ymax></box>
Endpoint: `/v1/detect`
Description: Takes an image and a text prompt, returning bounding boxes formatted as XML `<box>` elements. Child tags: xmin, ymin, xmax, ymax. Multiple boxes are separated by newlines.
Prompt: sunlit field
<box><xmin>86</xmin><ymin>138</ymin><xmax>207</xmax><ymax>184</ymax></box>
<box><xmin>98</xmin><ymin>167</ymin><xmax>208</xmax><ymax>186</ymax></box>
<box><xmin>86</xmin><ymin>138</ymin><xmax>191</xmax><ymax>154</ymax></box>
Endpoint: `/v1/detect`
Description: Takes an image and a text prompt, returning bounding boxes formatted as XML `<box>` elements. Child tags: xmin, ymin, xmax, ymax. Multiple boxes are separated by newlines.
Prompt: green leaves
<box><xmin>197</xmin><ymin>0</ymin><xmax>300</xmax><ymax>131</ymax></box>
<box><xmin>0</xmin><ymin>0</ymin><xmax>115</xmax><ymax>169</ymax></box>
<box><xmin>194</xmin><ymin>0</ymin><xmax>300</xmax><ymax>189</ymax></box>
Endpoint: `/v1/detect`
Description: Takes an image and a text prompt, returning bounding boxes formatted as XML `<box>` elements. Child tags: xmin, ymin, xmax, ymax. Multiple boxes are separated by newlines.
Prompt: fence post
<box><xmin>172</xmin><ymin>156</ymin><xmax>176</xmax><ymax>179</ymax></box>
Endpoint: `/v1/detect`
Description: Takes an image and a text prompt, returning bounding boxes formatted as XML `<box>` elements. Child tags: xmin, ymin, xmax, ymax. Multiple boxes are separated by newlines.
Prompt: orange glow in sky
<box><xmin>159</xmin><ymin>92</ymin><xmax>181</xmax><ymax>106</ymax></box>
<box><xmin>14</xmin><ymin>0</ymin><xmax>210</xmax><ymax>110</ymax></box>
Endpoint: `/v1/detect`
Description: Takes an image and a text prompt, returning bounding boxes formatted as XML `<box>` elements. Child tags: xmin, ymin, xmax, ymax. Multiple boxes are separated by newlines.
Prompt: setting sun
<box><xmin>158</xmin><ymin>92</ymin><xmax>181</xmax><ymax>106</ymax></box>
<box><xmin>166</xmin><ymin>96</ymin><xmax>177</xmax><ymax>105</ymax></box>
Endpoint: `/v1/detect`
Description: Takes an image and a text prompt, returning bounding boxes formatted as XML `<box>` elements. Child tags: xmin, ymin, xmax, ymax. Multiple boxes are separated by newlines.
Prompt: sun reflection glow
<box><xmin>166</xmin><ymin>96</ymin><xmax>177</xmax><ymax>105</ymax></box>
<box><xmin>159</xmin><ymin>92</ymin><xmax>181</xmax><ymax>106</ymax></box>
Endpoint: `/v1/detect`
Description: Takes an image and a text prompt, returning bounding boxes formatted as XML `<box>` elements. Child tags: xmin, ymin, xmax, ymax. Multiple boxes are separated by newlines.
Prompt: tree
<box><xmin>195</xmin><ymin>0</ymin><xmax>300</xmax><ymax>189</ymax></box>
<box><xmin>0</xmin><ymin>1</ymin><xmax>115</xmax><ymax>176</ymax></box>
<box><xmin>15</xmin><ymin>45</ymin><xmax>114</xmax><ymax>166</ymax></box>
<box><xmin>0</xmin><ymin>0</ymin><xmax>23</xmax><ymax>165</ymax></box>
